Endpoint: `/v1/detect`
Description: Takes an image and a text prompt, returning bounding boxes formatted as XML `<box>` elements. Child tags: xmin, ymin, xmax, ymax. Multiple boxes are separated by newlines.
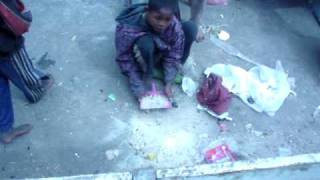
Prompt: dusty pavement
<box><xmin>1</xmin><ymin>0</ymin><xmax>320</xmax><ymax>179</ymax></box>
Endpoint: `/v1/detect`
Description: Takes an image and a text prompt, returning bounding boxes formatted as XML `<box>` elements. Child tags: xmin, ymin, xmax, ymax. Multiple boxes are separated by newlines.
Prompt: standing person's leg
<box><xmin>181</xmin><ymin>21</ymin><xmax>198</xmax><ymax>64</ymax></box>
<box><xmin>0</xmin><ymin>75</ymin><xmax>14</xmax><ymax>136</ymax></box>
<box><xmin>189</xmin><ymin>0</ymin><xmax>206</xmax><ymax>42</ymax></box>
<box><xmin>0</xmin><ymin>46</ymin><xmax>54</xmax><ymax>104</ymax></box>
<box><xmin>0</xmin><ymin>67</ymin><xmax>32</xmax><ymax>144</ymax></box>
<box><xmin>189</xmin><ymin>0</ymin><xmax>205</xmax><ymax>24</ymax></box>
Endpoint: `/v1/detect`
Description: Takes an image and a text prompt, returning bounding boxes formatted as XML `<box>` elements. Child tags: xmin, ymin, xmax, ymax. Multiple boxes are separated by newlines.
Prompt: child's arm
<box><xmin>162</xmin><ymin>20</ymin><xmax>185</xmax><ymax>94</ymax></box>
<box><xmin>115</xmin><ymin>25</ymin><xmax>145</xmax><ymax>98</ymax></box>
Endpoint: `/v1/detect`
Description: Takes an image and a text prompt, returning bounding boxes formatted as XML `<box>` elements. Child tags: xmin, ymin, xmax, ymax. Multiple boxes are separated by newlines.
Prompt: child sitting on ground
<box><xmin>115</xmin><ymin>0</ymin><xmax>197</xmax><ymax>103</ymax></box>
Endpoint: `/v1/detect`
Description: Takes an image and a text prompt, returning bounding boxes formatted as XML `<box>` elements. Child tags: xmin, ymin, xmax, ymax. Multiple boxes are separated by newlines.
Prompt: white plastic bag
<box><xmin>204</xmin><ymin>62</ymin><xmax>294</xmax><ymax>116</ymax></box>
<box><xmin>182</xmin><ymin>77</ymin><xmax>198</xmax><ymax>97</ymax></box>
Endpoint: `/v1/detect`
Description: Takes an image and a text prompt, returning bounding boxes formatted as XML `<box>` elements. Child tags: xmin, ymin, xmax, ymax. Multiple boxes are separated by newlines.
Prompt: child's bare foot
<box><xmin>42</xmin><ymin>74</ymin><xmax>55</xmax><ymax>91</ymax></box>
<box><xmin>196</xmin><ymin>30</ymin><xmax>205</xmax><ymax>42</ymax></box>
<box><xmin>0</xmin><ymin>124</ymin><xmax>33</xmax><ymax>144</ymax></box>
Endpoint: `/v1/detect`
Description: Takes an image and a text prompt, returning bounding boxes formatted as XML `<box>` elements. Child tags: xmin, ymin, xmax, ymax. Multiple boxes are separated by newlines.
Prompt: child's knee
<box><xmin>136</xmin><ymin>35</ymin><xmax>155</xmax><ymax>58</ymax></box>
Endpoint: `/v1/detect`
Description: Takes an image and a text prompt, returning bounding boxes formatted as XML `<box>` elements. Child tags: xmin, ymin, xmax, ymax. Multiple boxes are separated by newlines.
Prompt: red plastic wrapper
<box><xmin>205</xmin><ymin>144</ymin><xmax>237</xmax><ymax>163</ymax></box>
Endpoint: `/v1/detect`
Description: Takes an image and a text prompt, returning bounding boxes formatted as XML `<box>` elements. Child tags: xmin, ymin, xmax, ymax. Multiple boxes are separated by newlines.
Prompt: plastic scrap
<box><xmin>210</xmin><ymin>35</ymin><xmax>261</xmax><ymax>66</ymax></box>
<box><xmin>204</xmin><ymin>62</ymin><xmax>294</xmax><ymax>116</ymax></box>
<box><xmin>182</xmin><ymin>77</ymin><xmax>198</xmax><ymax>97</ymax></box>
<box><xmin>204</xmin><ymin>144</ymin><xmax>237</xmax><ymax>163</ymax></box>
<box><xmin>108</xmin><ymin>94</ymin><xmax>117</xmax><ymax>101</ymax></box>
<box><xmin>197</xmin><ymin>105</ymin><xmax>233</xmax><ymax>121</ymax></box>
<box><xmin>197</xmin><ymin>74</ymin><xmax>232</xmax><ymax>115</ymax></box>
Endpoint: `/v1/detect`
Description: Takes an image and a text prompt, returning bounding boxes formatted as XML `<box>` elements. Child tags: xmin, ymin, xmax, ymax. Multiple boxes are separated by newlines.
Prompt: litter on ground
<box><xmin>197</xmin><ymin>105</ymin><xmax>233</xmax><ymax>121</ymax></box>
<box><xmin>182</xmin><ymin>77</ymin><xmax>198</xmax><ymax>97</ymax></box>
<box><xmin>204</xmin><ymin>62</ymin><xmax>295</xmax><ymax>116</ymax></box>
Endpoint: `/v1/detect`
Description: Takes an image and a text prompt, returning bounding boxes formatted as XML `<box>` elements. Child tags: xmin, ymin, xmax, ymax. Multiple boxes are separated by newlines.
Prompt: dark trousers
<box><xmin>0</xmin><ymin>47</ymin><xmax>48</xmax><ymax>133</ymax></box>
<box><xmin>135</xmin><ymin>21</ymin><xmax>198</xmax><ymax>76</ymax></box>
<box><xmin>311</xmin><ymin>0</ymin><xmax>320</xmax><ymax>24</ymax></box>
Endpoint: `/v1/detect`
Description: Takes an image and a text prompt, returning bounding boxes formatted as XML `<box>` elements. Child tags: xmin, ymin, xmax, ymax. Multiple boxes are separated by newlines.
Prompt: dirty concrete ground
<box><xmin>1</xmin><ymin>0</ymin><xmax>320</xmax><ymax>179</ymax></box>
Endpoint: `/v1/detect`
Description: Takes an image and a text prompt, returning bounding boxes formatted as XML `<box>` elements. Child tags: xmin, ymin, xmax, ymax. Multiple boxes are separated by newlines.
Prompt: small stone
<box><xmin>245</xmin><ymin>123</ymin><xmax>253</xmax><ymax>130</ymax></box>
<box><xmin>71</xmin><ymin>35</ymin><xmax>77</xmax><ymax>41</ymax></box>
<box><xmin>105</xmin><ymin>149</ymin><xmax>120</xmax><ymax>160</ymax></box>
<box><xmin>253</xmin><ymin>130</ymin><xmax>263</xmax><ymax>137</ymax></box>
<box><xmin>71</xmin><ymin>76</ymin><xmax>80</xmax><ymax>83</ymax></box>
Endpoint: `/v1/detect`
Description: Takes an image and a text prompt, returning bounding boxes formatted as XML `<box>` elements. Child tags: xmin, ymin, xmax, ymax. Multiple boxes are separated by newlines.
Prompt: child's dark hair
<box><xmin>148</xmin><ymin>0</ymin><xmax>178</xmax><ymax>12</ymax></box>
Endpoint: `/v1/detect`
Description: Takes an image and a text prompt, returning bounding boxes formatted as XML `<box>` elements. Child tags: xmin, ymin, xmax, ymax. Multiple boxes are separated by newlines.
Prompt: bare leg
<box><xmin>189</xmin><ymin>0</ymin><xmax>206</xmax><ymax>42</ymax></box>
<box><xmin>190</xmin><ymin>0</ymin><xmax>205</xmax><ymax>24</ymax></box>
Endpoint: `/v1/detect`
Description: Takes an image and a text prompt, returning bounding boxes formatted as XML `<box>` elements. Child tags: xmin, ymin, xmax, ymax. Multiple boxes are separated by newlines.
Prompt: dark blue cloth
<box><xmin>0</xmin><ymin>47</ymin><xmax>47</xmax><ymax>133</ymax></box>
<box><xmin>0</xmin><ymin>71</ymin><xmax>13</xmax><ymax>133</ymax></box>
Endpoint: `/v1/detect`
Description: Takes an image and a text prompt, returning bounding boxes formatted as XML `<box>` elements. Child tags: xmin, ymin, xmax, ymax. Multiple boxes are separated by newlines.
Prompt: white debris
<box><xmin>253</xmin><ymin>130</ymin><xmax>264</xmax><ymax>137</ymax></box>
<box><xmin>197</xmin><ymin>105</ymin><xmax>233</xmax><ymax>121</ymax></box>
<box><xmin>182</xmin><ymin>77</ymin><xmax>198</xmax><ymax>97</ymax></box>
<box><xmin>313</xmin><ymin>105</ymin><xmax>320</xmax><ymax>119</ymax></box>
<box><xmin>218</xmin><ymin>30</ymin><xmax>230</xmax><ymax>41</ymax></box>
<box><xmin>288</xmin><ymin>77</ymin><xmax>297</xmax><ymax>96</ymax></box>
<box><xmin>105</xmin><ymin>149</ymin><xmax>120</xmax><ymax>161</ymax></box>
<box><xmin>245</xmin><ymin>123</ymin><xmax>253</xmax><ymax>130</ymax></box>
<box><xmin>71</xmin><ymin>35</ymin><xmax>77</xmax><ymax>41</ymax></box>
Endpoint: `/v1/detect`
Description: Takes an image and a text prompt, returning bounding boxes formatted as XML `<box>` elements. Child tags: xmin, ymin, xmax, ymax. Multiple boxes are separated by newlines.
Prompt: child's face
<box><xmin>146</xmin><ymin>8</ymin><xmax>174</xmax><ymax>33</ymax></box>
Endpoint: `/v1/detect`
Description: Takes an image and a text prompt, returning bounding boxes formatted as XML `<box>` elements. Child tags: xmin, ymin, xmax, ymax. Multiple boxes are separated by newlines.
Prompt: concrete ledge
<box><xmin>24</xmin><ymin>173</ymin><xmax>132</xmax><ymax>180</ymax></box>
<box><xmin>24</xmin><ymin>153</ymin><xmax>320</xmax><ymax>180</ymax></box>
<box><xmin>157</xmin><ymin>153</ymin><xmax>320</xmax><ymax>178</ymax></box>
